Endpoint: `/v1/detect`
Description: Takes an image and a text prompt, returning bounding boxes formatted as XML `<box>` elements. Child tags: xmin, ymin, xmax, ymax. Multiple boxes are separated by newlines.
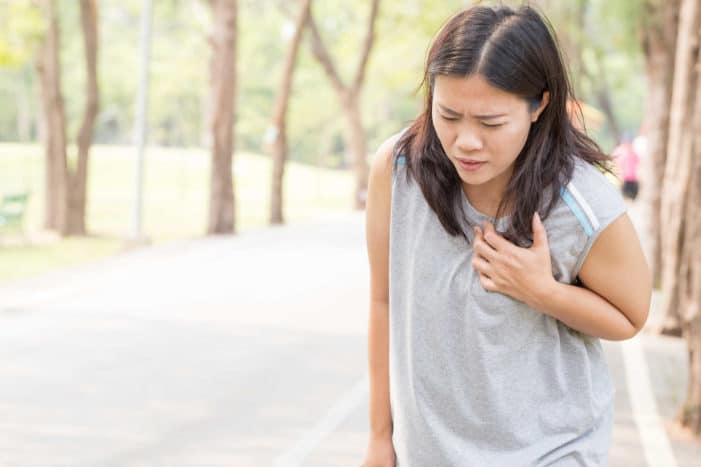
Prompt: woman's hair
<box><xmin>394</xmin><ymin>4</ymin><xmax>613</xmax><ymax>246</ymax></box>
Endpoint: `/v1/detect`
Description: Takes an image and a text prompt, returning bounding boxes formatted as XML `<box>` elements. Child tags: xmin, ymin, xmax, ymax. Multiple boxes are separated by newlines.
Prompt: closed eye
<box><xmin>440</xmin><ymin>114</ymin><xmax>460</xmax><ymax>121</ymax></box>
<box><xmin>482</xmin><ymin>122</ymin><xmax>504</xmax><ymax>128</ymax></box>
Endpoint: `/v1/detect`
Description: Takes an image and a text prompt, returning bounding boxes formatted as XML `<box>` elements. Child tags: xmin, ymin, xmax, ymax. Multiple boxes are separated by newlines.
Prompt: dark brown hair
<box><xmin>394</xmin><ymin>4</ymin><xmax>613</xmax><ymax>246</ymax></box>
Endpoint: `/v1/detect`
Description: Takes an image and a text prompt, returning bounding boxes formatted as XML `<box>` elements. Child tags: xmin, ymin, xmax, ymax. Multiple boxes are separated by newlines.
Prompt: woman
<box><xmin>363</xmin><ymin>5</ymin><xmax>651</xmax><ymax>467</ymax></box>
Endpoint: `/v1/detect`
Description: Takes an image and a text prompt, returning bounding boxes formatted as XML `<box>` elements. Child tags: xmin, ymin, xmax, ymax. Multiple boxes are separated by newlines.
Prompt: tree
<box><xmin>206</xmin><ymin>0</ymin><xmax>237</xmax><ymax>234</ymax></box>
<box><xmin>66</xmin><ymin>0</ymin><xmax>99</xmax><ymax>235</ymax></box>
<box><xmin>307</xmin><ymin>0</ymin><xmax>380</xmax><ymax>210</ymax></box>
<box><xmin>34</xmin><ymin>0</ymin><xmax>99</xmax><ymax>236</ymax></box>
<box><xmin>35</xmin><ymin>0</ymin><xmax>68</xmax><ymax>232</ymax></box>
<box><xmin>659</xmin><ymin>0</ymin><xmax>701</xmax><ymax>436</ymax></box>
<box><xmin>534</xmin><ymin>0</ymin><xmax>624</xmax><ymax>143</ymax></box>
<box><xmin>639</xmin><ymin>0</ymin><xmax>679</xmax><ymax>307</ymax></box>
<box><xmin>580</xmin><ymin>47</ymin><xmax>622</xmax><ymax>144</ymax></box>
<box><xmin>0</xmin><ymin>2</ymin><xmax>44</xmax><ymax>142</ymax></box>
<box><xmin>269</xmin><ymin>0</ymin><xmax>311</xmax><ymax>225</ymax></box>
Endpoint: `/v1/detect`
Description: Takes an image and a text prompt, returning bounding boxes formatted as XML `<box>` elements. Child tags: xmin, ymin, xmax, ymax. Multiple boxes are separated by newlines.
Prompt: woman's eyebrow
<box><xmin>437</xmin><ymin>103</ymin><xmax>506</xmax><ymax>119</ymax></box>
<box><xmin>438</xmin><ymin>104</ymin><xmax>463</xmax><ymax>116</ymax></box>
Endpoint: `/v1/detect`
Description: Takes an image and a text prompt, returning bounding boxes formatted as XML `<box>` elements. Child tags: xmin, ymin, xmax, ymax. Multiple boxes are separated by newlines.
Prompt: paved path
<box><xmin>0</xmin><ymin>210</ymin><xmax>697</xmax><ymax>466</ymax></box>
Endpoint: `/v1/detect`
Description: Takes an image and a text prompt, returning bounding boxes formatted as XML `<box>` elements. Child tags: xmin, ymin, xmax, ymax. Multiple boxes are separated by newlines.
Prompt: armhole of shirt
<box><xmin>561</xmin><ymin>165</ymin><xmax>627</xmax><ymax>279</ymax></box>
<box><xmin>394</xmin><ymin>155</ymin><xmax>407</xmax><ymax>178</ymax></box>
<box><xmin>392</xmin><ymin>126</ymin><xmax>409</xmax><ymax>179</ymax></box>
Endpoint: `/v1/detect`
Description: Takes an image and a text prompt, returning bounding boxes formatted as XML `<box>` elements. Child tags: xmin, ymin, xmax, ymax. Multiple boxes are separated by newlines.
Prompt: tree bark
<box><xmin>343</xmin><ymin>92</ymin><xmax>370</xmax><ymax>208</ymax></box>
<box><xmin>206</xmin><ymin>0</ymin><xmax>237</xmax><ymax>234</ymax></box>
<box><xmin>657</xmin><ymin>0</ymin><xmax>701</xmax><ymax>436</ymax></box>
<box><xmin>676</xmin><ymin>0</ymin><xmax>701</xmax><ymax>434</ymax></box>
<box><xmin>682</xmin><ymin>317</ymin><xmax>701</xmax><ymax>435</ymax></box>
<box><xmin>64</xmin><ymin>0</ymin><xmax>99</xmax><ymax>236</ymax></box>
<box><xmin>307</xmin><ymin>0</ymin><xmax>379</xmax><ymax>210</ymax></box>
<box><xmin>640</xmin><ymin>0</ymin><xmax>679</xmax><ymax>296</ymax></box>
<box><xmin>269</xmin><ymin>0</ymin><xmax>311</xmax><ymax>225</ymax></box>
<box><xmin>35</xmin><ymin>0</ymin><xmax>68</xmax><ymax>232</ymax></box>
<box><xmin>678</xmin><ymin>135</ymin><xmax>701</xmax><ymax>437</ymax></box>
<box><xmin>660</xmin><ymin>0</ymin><xmax>700</xmax><ymax>339</ymax></box>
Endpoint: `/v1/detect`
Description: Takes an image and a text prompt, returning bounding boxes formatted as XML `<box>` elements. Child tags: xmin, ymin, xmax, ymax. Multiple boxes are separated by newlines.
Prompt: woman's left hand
<box><xmin>471</xmin><ymin>212</ymin><xmax>556</xmax><ymax>308</ymax></box>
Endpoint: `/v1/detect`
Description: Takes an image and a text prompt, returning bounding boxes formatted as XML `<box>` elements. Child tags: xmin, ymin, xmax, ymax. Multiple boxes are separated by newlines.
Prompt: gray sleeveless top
<box><xmin>388</xmin><ymin>152</ymin><xmax>626</xmax><ymax>466</ymax></box>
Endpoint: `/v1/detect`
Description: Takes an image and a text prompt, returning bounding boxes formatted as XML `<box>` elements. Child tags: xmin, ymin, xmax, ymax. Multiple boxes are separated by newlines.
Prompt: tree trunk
<box><xmin>35</xmin><ymin>0</ymin><xmax>68</xmax><ymax>232</ymax></box>
<box><xmin>269</xmin><ymin>0</ymin><xmax>311</xmax><ymax>225</ymax></box>
<box><xmin>659</xmin><ymin>0</ymin><xmax>700</xmax><ymax>339</ymax></box>
<box><xmin>682</xmin><ymin>317</ymin><xmax>701</xmax><ymax>435</ymax></box>
<box><xmin>206</xmin><ymin>0</ymin><xmax>237</xmax><ymax>235</ymax></box>
<box><xmin>307</xmin><ymin>0</ymin><xmax>379</xmax><ymax>210</ymax></box>
<box><xmin>343</xmin><ymin>92</ymin><xmax>370</xmax><ymax>209</ymax></box>
<box><xmin>675</xmin><ymin>0</ymin><xmax>701</xmax><ymax>435</ymax></box>
<box><xmin>678</xmin><ymin>140</ymin><xmax>701</xmax><ymax>437</ymax></box>
<box><xmin>640</xmin><ymin>0</ymin><xmax>679</xmax><ymax>296</ymax></box>
<box><xmin>64</xmin><ymin>0</ymin><xmax>99</xmax><ymax>236</ymax></box>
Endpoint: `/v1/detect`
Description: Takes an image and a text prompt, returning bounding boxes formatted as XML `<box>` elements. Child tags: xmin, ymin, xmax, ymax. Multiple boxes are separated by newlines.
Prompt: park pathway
<box><xmin>0</xmin><ymin>208</ymin><xmax>697</xmax><ymax>466</ymax></box>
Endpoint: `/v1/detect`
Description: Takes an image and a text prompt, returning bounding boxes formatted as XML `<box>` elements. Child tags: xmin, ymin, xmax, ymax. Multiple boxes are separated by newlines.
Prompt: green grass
<box><xmin>0</xmin><ymin>236</ymin><xmax>121</xmax><ymax>282</ymax></box>
<box><xmin>0</xmin><ymin>143</ymin><xmax>355</xmax><ymax>282</ymax></box>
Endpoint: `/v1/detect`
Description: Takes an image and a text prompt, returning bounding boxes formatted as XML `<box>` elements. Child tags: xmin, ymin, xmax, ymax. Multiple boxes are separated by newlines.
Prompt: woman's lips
<box><xmin>457</xmin><ymin>159</ymin><xmax>486</xmax><ymax>171</ymax></box>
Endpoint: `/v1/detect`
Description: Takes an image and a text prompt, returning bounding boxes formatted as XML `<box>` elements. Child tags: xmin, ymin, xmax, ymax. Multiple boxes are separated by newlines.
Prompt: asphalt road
<box><xmin>0</xmin><ymin>210</ymin><xmax>696</xmax><ymax>466</ymax></box>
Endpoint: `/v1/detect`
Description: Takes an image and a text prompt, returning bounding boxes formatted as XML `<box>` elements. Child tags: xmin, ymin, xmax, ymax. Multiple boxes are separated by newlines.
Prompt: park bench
<box><xmin>0</xmin><ymin>192</ymin><xmax>29</xmax><ymax>239</ymax></box>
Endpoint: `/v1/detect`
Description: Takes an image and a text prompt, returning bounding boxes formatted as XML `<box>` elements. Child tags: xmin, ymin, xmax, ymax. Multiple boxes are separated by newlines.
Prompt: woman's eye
<box><xmin>440</xmin><ymin>115</ymin><xmax>459</xmax><ymax>121</ymax></box>
<box><xmin>482</xmin><ymin>122</ymin><xmax>504</xmax><ymax>128</ymax></box>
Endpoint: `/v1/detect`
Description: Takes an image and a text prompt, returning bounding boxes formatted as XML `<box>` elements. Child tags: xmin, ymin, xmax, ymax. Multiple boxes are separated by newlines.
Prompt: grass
<box><xmin>0</xmin><ymin>236</ymin><xmax>121</xmax><ymax>281</ymax></box>
<box><xmin>0</xmin><ymin>143</ymin><xmax>355</xmax><ymax>282</ymax></box>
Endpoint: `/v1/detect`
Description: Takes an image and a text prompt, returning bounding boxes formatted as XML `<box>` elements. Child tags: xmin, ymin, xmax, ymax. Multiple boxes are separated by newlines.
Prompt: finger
<box><xmin>474</xmin><ymin>237</ymin><xmax>498</xmax><ymax>262</ymax></box>
<box><xmin>471</xmin><ymin>255</ymin><xmax>493</xmax><ymax>275</ymax></box>
<box><xmin>482</xmin><ymin>221</ymin><xmax>513</xmax><ymax>252</ymax></box>
<box><xmin>473</xmin><ymin>225</ymin><xmax>498</xmax><ymax>258</ymax></box>
<box><xmin>531</xmin><ymin>211</ymin><xmax>549</xmax><ymax>250</ymax></box>
<box><xmin>479</xmin><ymin>274</ymin><xmax>497</xmax><ymax>292</ymax></box>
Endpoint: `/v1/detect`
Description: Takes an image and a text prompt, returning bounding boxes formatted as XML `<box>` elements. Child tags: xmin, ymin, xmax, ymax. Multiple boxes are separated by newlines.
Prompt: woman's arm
<box><xmin>365</xmin><ymin>134</ymin><xmax>400</xmax><ymax>438</ymax></box>
<box><xmin>533</xmin><ymin>214</ymin><xmax>652</xmax><ymax>340</ymax></box>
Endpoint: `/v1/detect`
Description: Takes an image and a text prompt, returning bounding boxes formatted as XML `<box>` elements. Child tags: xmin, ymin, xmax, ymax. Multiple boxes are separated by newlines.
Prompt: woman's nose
<box><xmin>456</xmin><ymin>128</ymin><xmax>483</xmax><ymax>153</ymax></box>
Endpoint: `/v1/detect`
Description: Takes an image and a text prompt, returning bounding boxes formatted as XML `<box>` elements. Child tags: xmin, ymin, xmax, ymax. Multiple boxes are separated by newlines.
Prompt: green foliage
<box><xmin>0</xmin><ymin>1</ymin><xmax>43</xmax><ymax>142</ymax></box>
<box><xmin>0</xmin><ymin>0</ymin><xmax>647</xmax><ymax>157</ymax></box>
<box><xmin>0</xmin><ymin>0</ymin><xmax>44</xmax><ymax>68</ymax></box>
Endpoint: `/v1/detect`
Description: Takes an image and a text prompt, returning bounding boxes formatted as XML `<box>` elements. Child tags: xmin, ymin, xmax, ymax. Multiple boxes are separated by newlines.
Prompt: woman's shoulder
<box><xmin>368</xmin><ymin>131</ymin><xmax>406</xmax><ymax>203</ymax></box>
<box><xmin>569</xmin><ymin>158</ymin><xmax>620</xmax><ymax>191</ymax></box>
<box><xmin>375</xmin><ymin>132</ymin><xmax>404</xmax><ymax>164</ymax></box>
<box><xmin>370</xmin><ymin>130</ymin><xmax>408</xmax><ymax>181</ymax></box>
<box><xmin>559</xmin><ymin>158</ymin><xmax>627</xmax><ymax>239</ymax></box>
<box><xmin>544</xmin><ymin>158</ymin><xmax>629</xmax><ymax>281</ymax></box>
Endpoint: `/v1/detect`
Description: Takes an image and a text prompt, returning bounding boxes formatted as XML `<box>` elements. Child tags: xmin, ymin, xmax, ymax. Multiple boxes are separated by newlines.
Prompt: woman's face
<box><xmin>431</xmin><ymin>74</ymin><xmax>548</xmax><ymax>199</ymax></box>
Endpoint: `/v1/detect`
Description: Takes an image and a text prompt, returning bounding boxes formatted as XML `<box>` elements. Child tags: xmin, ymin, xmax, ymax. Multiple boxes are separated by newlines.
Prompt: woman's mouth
<box><xmin>457</xmin><ymin>159</ymin><xmax>486</xmax><ymax>171</ymax></box>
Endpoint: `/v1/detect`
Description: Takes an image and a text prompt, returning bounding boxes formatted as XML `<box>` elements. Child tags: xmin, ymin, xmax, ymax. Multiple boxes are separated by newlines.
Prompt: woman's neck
<box><xmin>463</xmin><ymin>181</ymin><xmax>511</xmax><ymax>219</ymax></box>
<box><xmin>462</xmin><ymin>163</ymin><xmax>515</xmax><ymax>219</ymax></box>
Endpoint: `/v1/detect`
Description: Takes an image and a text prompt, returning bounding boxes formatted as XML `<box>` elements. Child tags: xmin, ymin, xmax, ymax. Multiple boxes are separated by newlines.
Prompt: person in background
<box><xmin>612</xmin><ymin>133</ymin><xmax>641</xmax><ymax>201</ymax></box>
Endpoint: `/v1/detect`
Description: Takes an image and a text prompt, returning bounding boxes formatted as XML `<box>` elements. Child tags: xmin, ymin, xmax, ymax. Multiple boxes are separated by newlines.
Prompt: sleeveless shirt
<box><xmin>388</xmin><ymin>151</ymin><xmax>626</xmax><ymax>466</ymax></box>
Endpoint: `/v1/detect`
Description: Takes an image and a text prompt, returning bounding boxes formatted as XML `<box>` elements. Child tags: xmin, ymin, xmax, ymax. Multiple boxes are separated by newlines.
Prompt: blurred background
<box><xmin>0</xmin><ymin>0</ymin><xmax>642</xmax><ymax>259</ymax></box>
<box><xmin>0</xmin><ymin>0</ymin><xmax>699</xmax><ymax>466</ymax></box>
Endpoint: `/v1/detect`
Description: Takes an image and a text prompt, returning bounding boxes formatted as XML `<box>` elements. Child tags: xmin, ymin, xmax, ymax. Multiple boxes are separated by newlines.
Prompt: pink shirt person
<box><xmin>612</xmin><ymin>142</ymin><xmax>640</xmax><ymax>182</ymax></box>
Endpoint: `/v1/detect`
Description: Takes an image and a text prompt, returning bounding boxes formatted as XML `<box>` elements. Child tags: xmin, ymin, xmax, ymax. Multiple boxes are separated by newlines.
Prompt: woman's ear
<box><xmin>531</xmin><ymin>91</ymin><xmax>550</xmax><ymax>122</ymax></box>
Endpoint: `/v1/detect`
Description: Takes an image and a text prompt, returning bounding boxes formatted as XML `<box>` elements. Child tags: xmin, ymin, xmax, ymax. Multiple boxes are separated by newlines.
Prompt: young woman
<box><xmin>363</xmin><ymin>5</ymin><xmax>651</xmax><ymax>467</ymax></box>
